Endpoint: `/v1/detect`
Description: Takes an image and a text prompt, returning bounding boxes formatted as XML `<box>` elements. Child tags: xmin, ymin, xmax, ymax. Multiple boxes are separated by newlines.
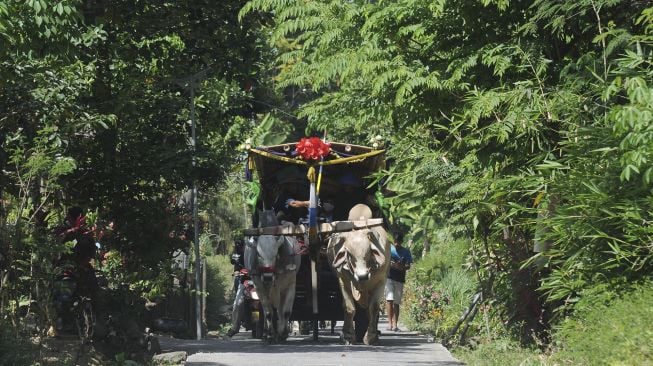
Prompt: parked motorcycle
<box><xmin>235</xmin><ymin>268</ymin><xmax>265</xmax><ymax>338</ymax></box>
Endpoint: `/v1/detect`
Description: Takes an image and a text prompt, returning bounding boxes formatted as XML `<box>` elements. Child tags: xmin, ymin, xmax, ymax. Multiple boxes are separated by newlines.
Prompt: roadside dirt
<box><xmin>38</xmin><ymin>335</ymin><xmax>152</xmax><ymax>365</ymax></box>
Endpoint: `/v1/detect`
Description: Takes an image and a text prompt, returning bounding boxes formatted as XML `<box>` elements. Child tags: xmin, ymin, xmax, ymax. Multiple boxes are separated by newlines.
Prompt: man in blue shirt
<box><xmin>385</xmin><ymin>233</ymin><xmax>412</xmax><ymax>331</ymax></box>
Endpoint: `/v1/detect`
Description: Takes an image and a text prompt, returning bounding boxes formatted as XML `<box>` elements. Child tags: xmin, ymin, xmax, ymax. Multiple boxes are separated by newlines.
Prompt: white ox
<box><xmin>327</xmin><ymin>204</ymin><xmax>390</xmax><ymax>345</ymax></box>
<box><xmin>245</xmin><ymin>234</ymin><xmax>301</xmax><ymax>342</ymax></box>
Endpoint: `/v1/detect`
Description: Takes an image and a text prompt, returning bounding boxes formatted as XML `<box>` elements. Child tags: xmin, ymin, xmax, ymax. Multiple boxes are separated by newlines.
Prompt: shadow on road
<box><xmin>160</xmin><ymin>330</ymin><xmax>430</xmax><ymax>354</ymax></box>
<box><xmin>157</xmin><ymin>317</ymin><xmax>464</xmax><ymax>365</ymax></box>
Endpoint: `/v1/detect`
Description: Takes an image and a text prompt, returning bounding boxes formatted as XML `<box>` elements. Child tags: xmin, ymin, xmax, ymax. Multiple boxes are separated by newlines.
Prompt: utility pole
<box><xmin>174</xmin><ymin>67</ymin><xmax>211</xmax><ymax>341</ymax></box>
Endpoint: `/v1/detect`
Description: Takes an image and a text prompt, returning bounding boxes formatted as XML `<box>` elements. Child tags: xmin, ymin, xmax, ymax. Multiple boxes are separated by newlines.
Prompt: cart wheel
<box><xmin>252</xmin><ymin>305</ymin><xmax>265</xmax><ymax>339</ymax></box>
<box><xmin>252</xmin><ymin>319</ymin><xmax>264</xmax><ymax>339</ymax></box>
<box><xmin>312</xmin><ymin>319</ymin><xmax>319</xmax><ymax>341</ymax></box>
<box><xmin>252</xmin><ymin>319</ymin><xmax>265</xmax><ymax>339</ymax></box>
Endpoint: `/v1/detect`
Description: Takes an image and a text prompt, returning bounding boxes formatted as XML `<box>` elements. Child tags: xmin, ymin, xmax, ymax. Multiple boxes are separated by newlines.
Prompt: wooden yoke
<box><xmin>244</xmin><ymin>223</ymin><xmax>303</xmax><ymax>236</ymax></box>
<box><xmin>243</xmin><ymin>218</ymin><xmax>385</xmax><ymax>237</ymax></box>
<box><xmin>318</xmin><ymin>218</ymin><xmax>384</xmax><ymax>234</ymax></box>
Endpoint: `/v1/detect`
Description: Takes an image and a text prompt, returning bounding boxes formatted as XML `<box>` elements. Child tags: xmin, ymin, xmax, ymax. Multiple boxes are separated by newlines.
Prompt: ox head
<box><xmin>255</xmin><ymin>235</ymin><xmax>285</xmax><ymax>282</ymax></box>
<box><xmin>331</xmin><ymin>229</ymin><xmax>387</xmax><ymax>282</ymax></box>
<box><xmin>253</xmin><ymin>235</ymin><xmax>300</xmax><ymax>282</ymax></box>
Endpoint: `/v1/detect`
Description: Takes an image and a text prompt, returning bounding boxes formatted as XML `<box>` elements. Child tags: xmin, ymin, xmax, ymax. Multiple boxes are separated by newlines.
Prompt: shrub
<box><xmin>403</xmin><ymin>237</ymin><xmax>477</xmax><ymax>339</ymax></box>
<box><xmin>403</xmin><ymin>282</ymin><xmax>450</xmax><ymax>335</ymax></box>
<box><xmin>205</xmin><ymin>255</ymin><xmax>233</xmax><ymax>330</ymax></box>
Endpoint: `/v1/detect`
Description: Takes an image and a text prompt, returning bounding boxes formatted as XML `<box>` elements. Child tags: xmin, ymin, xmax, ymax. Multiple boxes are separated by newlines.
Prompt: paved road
<box><xmin>158</xmin><ymin>318</ymin><xmax>463</xmax><ymax>366</ymax></box>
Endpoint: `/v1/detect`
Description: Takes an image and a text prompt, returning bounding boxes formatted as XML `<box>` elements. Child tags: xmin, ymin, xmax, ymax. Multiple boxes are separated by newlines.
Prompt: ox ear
<box><xmin>367</xmin><ymin>231</ymin><xmax>386</xmax><ymax>267</ymax></box>
<box><xmin>371</xmin><ymin>246</ymin><xmax>385</xmax><ymax>267</ymax></box>
<box><xmin>333</xmin><ymin>247</ymin><xmax>347</xmax><ymax>269</ymax></box>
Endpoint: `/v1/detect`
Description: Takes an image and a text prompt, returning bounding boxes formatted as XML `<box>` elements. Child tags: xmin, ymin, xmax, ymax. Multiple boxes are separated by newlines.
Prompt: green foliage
<box><xmin>605</xmin><ymin>50</ymin><xmax>653</xmax><ymax>184</ymax></box>
<box><xmin>403</xmin><ymin>237</ymin><xmax>477</xmax><ymax>339</ymax></box>
<box><xmin>0</xmin><ymin>0</ymin><xmax>105</xmax><ymax>59</ymax></box>
<box><xmin>248</xmin><ymin>113</ymin><xmax>295</xmax><ymax>147</ymax></box>
<box><xmin>0</xmin><ymin>0</ymin><xmax>650</xmax><ymax>361</ymax></box>
<box><xmin>403</xmin><ymin>282</ymin><xmax>451</xmax><ymax>337</ymax></box>
<box><xmin>0</xmin><ymin>1</ymin><xmax>284</xmax><ymax>354</ymax></box>
<box><xmin>203</xmin><ymin>174</ymin><xmax>250</xmax><ymax>254</ymax></box>
<box><xmin>205</xmin><ymin>255</ymin><xmax>233</xmax><ymax>330</ymax></box>
<box><xmin>551</xmin><ymin>281</ymin><xmax>653</xmax><ymax>365</ymax></box>
<box><xmin>241</xmin><ymin>0</ymin><xmax>653</xmax><ymax>351</ymax></box>
<box><xmin>99</xmin><ymin>249</ymin><xmax>176</xmax><ymax>301</ymax></box>
<box><xmin>0</xmin><ymin>320</ymin><xmax>39</xmax><ymax>366</ymax></box>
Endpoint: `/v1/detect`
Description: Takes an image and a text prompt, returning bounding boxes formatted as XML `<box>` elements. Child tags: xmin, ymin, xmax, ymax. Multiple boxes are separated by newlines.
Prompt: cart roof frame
<box><xmin>247</xmin><ymin>141</ymin><xmax>386</xmax><ymax>206</ymax></box>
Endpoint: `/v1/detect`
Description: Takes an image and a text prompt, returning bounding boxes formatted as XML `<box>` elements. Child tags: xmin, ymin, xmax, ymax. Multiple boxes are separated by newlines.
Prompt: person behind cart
<box><xmin>332</xmin><ymin>172</ymin><xmax>379</xmax><ymax>221</ymax></box>
<box><xmin>385</xmin><ymin>233</ymin><xmax>413</xmax><ymax>332</ymax></box>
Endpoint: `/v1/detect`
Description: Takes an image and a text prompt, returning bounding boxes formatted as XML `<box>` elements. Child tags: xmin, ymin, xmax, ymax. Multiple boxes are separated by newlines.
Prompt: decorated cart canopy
<box><xmin>244</xmin><ymin>138</ymin><xmax>386</xmax><ymax>224</ymax></box>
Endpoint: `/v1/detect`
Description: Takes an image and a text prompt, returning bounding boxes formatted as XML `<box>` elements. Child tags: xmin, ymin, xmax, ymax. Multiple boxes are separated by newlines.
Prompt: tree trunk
<box><xmin>422</xmin><ymin>235</ymin><xmax>430</xmax><ymax>258</ymax></box>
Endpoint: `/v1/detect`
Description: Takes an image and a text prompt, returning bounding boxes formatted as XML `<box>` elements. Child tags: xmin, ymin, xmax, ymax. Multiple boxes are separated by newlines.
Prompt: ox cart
<box><xmin>243</xmin><ymin>138</ymin><xmax>388</xmax><ymax>342</ymax></box>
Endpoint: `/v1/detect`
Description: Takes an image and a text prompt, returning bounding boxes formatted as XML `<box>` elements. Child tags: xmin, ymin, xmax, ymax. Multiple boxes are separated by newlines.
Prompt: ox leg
<box><xmin>280</xmin><ymin>310</ymin><xmax>291</xmax><ymax>340</ymax></box>
<box><xmin>258</xmin><ymin>305</ymin><xmax>270</xmax><ymax>341</ymax></box>
<box><xmin>278</xmin><ymin>285</ymin><xmax>296</xmax><ymax>340</ymax></box>
<box><xmin>364</xmin><ymin>286</ymin><xmax>386</xmax><ymax>345</ymax></box>
<box><xmin>255</xmin><ymin>282</ymin><xmax>275</xmax><ymax>342</ymax></box>
<box><xmin>262</xmin><ymin>305</ymin><xmax>279</xmax><ymax>343</ymax></box>
<box><xmin>261</xmin><ymin>304</ymin><xmax>275</xmax><ymax>342</ymax></box>
<box><xmin>364</xmin><ymin>301</ymin><xmax>381</xmax><ymax>345</ymax></box>
<box><xmin>339</xmin><ymin>280</ymin><xmax>357</xmax><ymax>344</ymax></box>
<box><xmin>272</xmin><ymin>307</ymin><xmax>281</xmax><ymax>342</ymax></box>
<box><xmin>266</xmin><ymin>283</ymin><xmax>282</xmax><ymax>343</ymax></box>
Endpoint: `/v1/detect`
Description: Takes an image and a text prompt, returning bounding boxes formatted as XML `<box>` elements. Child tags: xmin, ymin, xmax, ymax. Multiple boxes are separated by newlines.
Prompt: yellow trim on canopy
<box><xmin>317</xmin><ymin>150</ymin><xmax>385</xmax><ymax>166</ymax></box>
<box><xmin>248</xmin><ymin>149</ymin><xmax>308</xmax><ymax>165</ymax></box>
<box><xmin>248</xmin><ymin>148</ymin><xmax>384</xmax><ymax>167</ymax></box>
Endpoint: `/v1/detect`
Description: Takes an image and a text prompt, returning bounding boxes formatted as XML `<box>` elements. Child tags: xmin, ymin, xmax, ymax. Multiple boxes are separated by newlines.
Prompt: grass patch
<box><xmin>453</xmin><ymin>282</ymin><xmax>653</xmax><ymax>365</ymax></box>
<box><xmin>453</xmin><ymin>338</ymin><xmax>543</xmax><ymax>366</ymax></box>
<box><xmin>0</xmin><ymin>322</ymin><xmax>40</xmax><ymax>366</ymax></box>
<box><xmin>550</xmin><ymin>282</ymin><xmax>653</xmax><ymax>365</ymax></box>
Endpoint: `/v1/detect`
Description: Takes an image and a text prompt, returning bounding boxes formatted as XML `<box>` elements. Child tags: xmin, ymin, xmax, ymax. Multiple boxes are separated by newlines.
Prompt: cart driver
<box><xmin>272</xmin><ymin>167</ymin><xmax>310</xmax><ymax>224</ymax></box>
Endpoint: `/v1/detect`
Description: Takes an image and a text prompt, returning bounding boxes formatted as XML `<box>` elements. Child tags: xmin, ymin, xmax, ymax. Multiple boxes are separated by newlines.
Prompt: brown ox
<box><xmin>327</xmin><ymin>204</ymin><xmax>390</xmax><ymax>345</ymax></box>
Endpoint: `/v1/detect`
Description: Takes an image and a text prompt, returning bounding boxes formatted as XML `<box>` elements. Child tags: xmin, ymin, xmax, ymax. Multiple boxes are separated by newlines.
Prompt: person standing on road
<box><xmin>227</xmin><ymin>239</ymin><xmax>246</xmax><ymax>337</ymax></box>
<box><xmin>385</xmin><ymin>233</ymin><xmax>412</xmax><ymax>332</ymax></box>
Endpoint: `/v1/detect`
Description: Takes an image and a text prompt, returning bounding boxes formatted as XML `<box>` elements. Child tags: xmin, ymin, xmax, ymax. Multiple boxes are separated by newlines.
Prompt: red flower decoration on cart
<box><xmin>295</xmin><ymin>137</ymin><xmax>331</xmax><ymax>160</ymax></box>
